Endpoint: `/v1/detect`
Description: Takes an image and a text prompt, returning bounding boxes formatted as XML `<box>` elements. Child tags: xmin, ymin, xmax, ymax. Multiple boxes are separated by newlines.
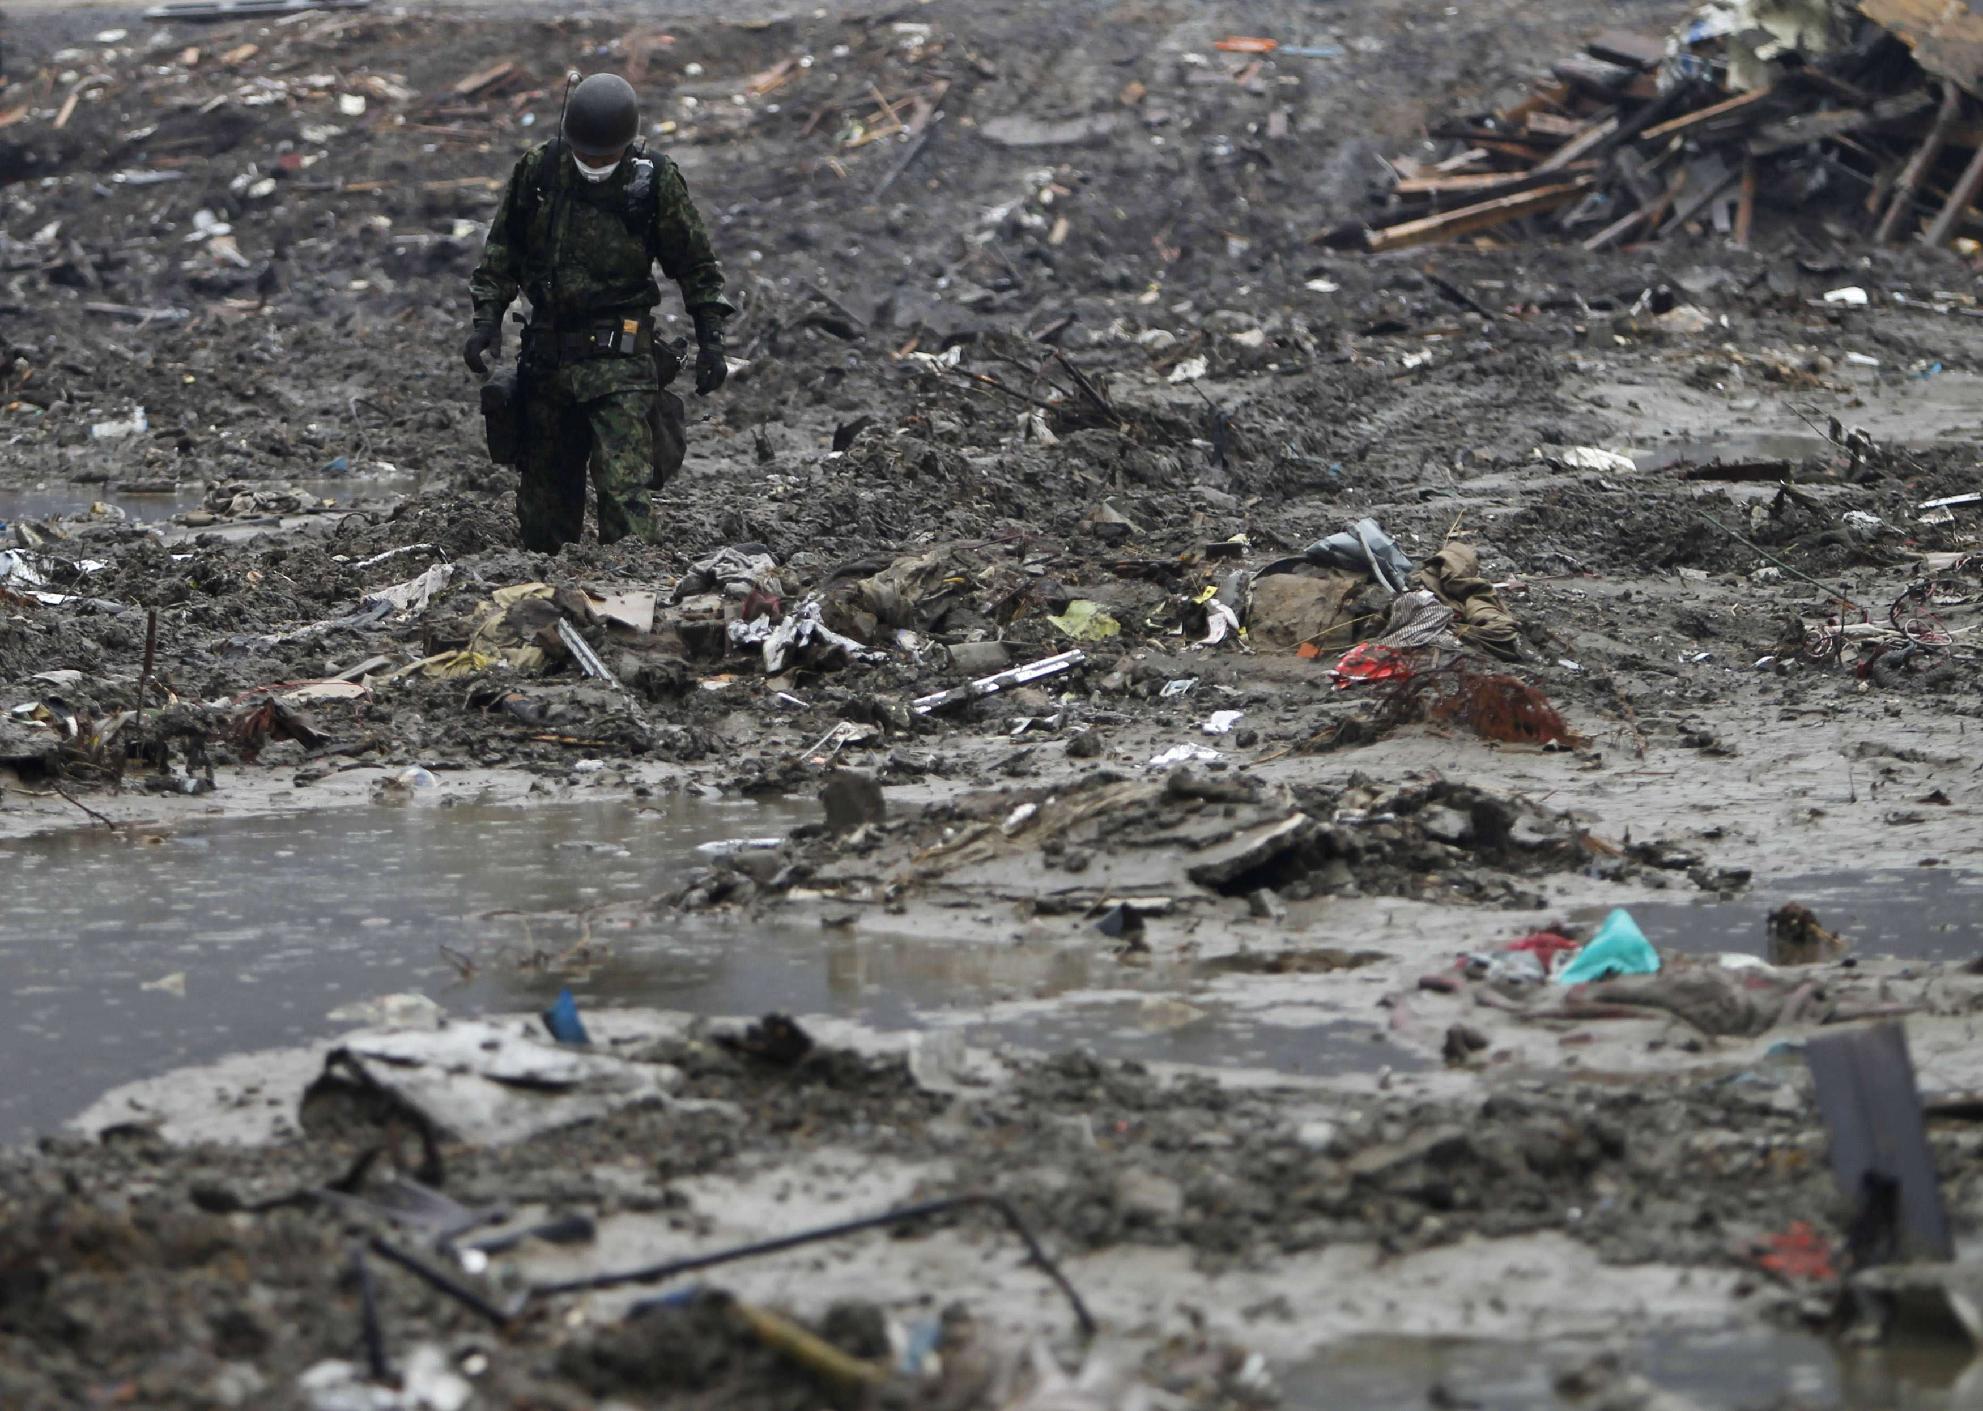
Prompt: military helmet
<box><xmin>564</xmin><ymin>74</ymin><xmax>640</xmax><ymax>159</ymax></box>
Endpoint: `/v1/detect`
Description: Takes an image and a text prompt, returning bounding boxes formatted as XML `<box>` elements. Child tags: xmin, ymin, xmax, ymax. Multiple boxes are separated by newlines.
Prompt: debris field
<box><xmin>5</xmin><ymin>0</ymin><xmax>1983</xmax><ymax>1406</ymax></box>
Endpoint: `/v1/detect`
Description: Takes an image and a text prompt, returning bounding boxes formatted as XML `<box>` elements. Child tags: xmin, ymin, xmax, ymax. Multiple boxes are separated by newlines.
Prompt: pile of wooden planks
<box><xmin>1322</xmin><ymin>17</ymin><xmax>1983</xmax><ymax>253</ymax></box>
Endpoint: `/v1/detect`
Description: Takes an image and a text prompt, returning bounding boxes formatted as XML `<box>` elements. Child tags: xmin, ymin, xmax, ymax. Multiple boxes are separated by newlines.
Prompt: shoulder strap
<box><xmin>533</xmin><ymin>138</ymin><xmax>564</xmax><ymax>215</ymax></box>
<box><xmin>624</xmin><ymin>148</ymin><xmax>661</xmax><ymax>254</ymax></box>
<box><xmin>507</xmin><ymin>140</ymin><xmax>561</xmax><ymax>251</ymax></box>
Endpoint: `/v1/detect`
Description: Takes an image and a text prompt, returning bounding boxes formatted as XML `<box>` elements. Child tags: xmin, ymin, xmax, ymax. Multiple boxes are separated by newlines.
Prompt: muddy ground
<box><xmin>4</xmin><ymin>0</ymin><xmax>1983</xmax><ymax>1405</ymax></box>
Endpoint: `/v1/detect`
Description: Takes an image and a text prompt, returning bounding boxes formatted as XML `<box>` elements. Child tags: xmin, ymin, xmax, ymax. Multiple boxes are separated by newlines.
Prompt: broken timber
<box><xmin>1362</xmin><ymin>180</ymin><xmax>1594</xmax><ymax>252</ymax></box>
<box><xmin>913</xmin><ymin>650</ymin><xmax>1085</xmax><ymax>715</ymax></box>
<box><xmin>1877</xmin><ymin>81</ymin><xmax>1961</xmax><ymax>241</ymax></box>
<box><xmin>1362</xmin><ymin>13</ymin><xmax>1983</xmax><ymax>252</ymax></box>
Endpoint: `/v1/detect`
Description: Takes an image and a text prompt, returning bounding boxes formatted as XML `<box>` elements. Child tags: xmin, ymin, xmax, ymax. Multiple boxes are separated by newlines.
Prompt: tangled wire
<box><xmin>1309</xmin><ymin>658</ymin><xmax>1582</xmax><ymax>751</ymax></box>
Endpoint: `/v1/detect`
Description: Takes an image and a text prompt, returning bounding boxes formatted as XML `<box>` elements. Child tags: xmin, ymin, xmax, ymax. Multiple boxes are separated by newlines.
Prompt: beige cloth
<box><xmin>1246</xmin><ymin>571</ymin><xmax>1370</xmax><ymax>652</ymax></box>
<box><xmin>1413</xmin><ymin>543</ymin><xmax>1522</xmax><ymax>661</ymax></box>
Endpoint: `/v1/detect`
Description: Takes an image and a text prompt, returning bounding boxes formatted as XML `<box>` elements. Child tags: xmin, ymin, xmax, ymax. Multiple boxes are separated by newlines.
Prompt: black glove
<box><xmin>692</xmin><ymin>311</ymin><xmax>728</xmax><ymax>397</ymax></box>
<box><xmin>463</xmin><ymin>322</ymin><xmax>500</xmax><ymax>377</ymax></box>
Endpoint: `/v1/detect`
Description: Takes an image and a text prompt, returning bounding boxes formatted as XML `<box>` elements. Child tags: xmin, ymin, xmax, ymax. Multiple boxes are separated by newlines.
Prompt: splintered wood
<box><xmin>451</xmin><ymin>61</ymin><xmax>521</xmax><ymax>99</ymax></box>
<box><xmin>1326</xmin><ymin>16</ymin><xmax>1983</xmax><ymax>252</ymax></box>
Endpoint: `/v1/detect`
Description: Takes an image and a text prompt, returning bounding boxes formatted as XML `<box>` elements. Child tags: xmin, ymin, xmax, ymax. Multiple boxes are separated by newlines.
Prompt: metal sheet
<box><xmin>1806</xmin><ymin>1021</ymin><xmax>1955</xmax><ymax>1265</ymax></box>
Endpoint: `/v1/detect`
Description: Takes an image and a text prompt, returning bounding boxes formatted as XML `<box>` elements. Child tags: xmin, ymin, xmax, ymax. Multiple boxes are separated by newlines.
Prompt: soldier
<box><xmin>465</xmin><ymin>73</ymin><xmax>733</xmax><ymax>553</ymax></box>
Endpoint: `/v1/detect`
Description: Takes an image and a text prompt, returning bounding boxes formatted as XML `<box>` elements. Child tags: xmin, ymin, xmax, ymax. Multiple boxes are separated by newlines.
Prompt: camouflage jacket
<box><xmin>469</xmin><ymin>141</ymin><xmax>733</xmax><ymax>331</ymax></box>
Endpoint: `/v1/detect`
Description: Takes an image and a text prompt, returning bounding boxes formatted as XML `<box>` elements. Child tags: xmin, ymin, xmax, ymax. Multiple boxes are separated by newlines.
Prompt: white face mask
<box><xmin>573</xmin><ymin>153</ymin><xmax>621</xmax><ymax>184</ymax></box>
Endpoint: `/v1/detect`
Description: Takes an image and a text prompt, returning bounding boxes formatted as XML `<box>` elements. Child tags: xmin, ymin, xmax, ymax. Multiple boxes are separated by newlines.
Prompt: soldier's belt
<box><xmin>528</xmin><ymin>316</ymin><xmax>654</xmax><ymax>364</ymax></box>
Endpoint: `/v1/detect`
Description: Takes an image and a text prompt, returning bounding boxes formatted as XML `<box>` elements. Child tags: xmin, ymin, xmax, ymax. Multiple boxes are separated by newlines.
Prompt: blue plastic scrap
<box><xmin>1303</xmin><ymin>516</ymin><xmax>1414</xmax><ymax>593</ymax></box>
<box><xmin>897</xmin><ymin>1317</ymin><xmax>944</xmax><ymax>1376</ymax></box>
<box><xmin>541</xmin><ymin>987</ymin><xmax>592</xmax><ymax>1045</ymax></box>
<box><xmin>1554</xmin><ymin>908</ymin><xmax>1661</xmax><ymax>985</ymax></box>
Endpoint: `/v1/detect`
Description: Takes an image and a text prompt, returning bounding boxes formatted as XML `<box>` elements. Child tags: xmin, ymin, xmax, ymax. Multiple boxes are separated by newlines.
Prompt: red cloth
<box><xmin>1330</xmin><ymin>642</ymin><xmax>1413</xmax><ymax>690</ymax></box>
<box><xmin>1755</xmin><ymin>1222</ymin><xmax>1836</xmax><ymax>1283</ymax></box>
<box><xmin>1506</xmin><ymin>930</ymin><xmax>1581</xmax><ymax>960</ymax></box>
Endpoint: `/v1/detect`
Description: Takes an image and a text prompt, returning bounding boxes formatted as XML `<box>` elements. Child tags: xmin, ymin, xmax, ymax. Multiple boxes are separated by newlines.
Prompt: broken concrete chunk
<box><xmin>1342</xmin><ymin>1125</ymin><xmax>1471</xmax><ymax>1180</ymax></box>
<box><xmin>1416</xmin><ymin>805</ymin><xmax>1473</xmax><ymax>845</ymax></box>
<box><xmin>0</xmin><ymin>718</ymin><xmax>62</xmax><ymax>769</ymax></box>
<box><xmin>1184</xmin><ymin>813</ymin><xmax>1316</xmax><ymax>890</ymax></box>
<box><xmin>300</xmin><ymin>1020</ymin><xmax>681</xmax><ymax>1147</ymax></box>
<box><xmin>1116</xmin><ymin>1167</ymin><xmax>1186</xmax><ymax>1222</ymax></box>
<box><xmin>821</xmin><ymin>769</ymin><xmax>886</xmax><ymax>835</ymax></box>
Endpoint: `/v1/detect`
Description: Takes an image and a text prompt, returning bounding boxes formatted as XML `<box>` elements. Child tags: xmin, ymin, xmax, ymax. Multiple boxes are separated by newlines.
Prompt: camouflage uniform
<box><xmin>470</xmin><ymin>142</ymin><xmax>732</xmax><ymax>552</ymax></box>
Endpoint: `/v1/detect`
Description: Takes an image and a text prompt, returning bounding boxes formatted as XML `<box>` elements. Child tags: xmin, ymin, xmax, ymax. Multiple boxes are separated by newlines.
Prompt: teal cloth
<box><xmin>1554</xmin><ymin>908</ymin><xmax>1660</xmax><ymax>985</ymax></box>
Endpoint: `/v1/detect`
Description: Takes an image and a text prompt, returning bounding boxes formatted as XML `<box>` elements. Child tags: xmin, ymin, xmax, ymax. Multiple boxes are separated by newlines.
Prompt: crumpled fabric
<box><xmin>1413</xmin><ymin>542</ymin><xmax>1522</xmax><ymax>661</ymax></box>
<box><xmin>817</xmin><ymin>542</ymin><xmax>1021</xmax><ymax>647</ymax></box>
<box><xmin>672</xmin><ymin>544</ymin><xmax>780</xmax><ymax>603</ymax></box>
<box><xmin>847</xmin><ymin>546</ymin><xmax>969</xmax><ymax>628</ymax></box>
<box><xmin>1555</xmin><ymin>909</ymin><xmax>1659</xmax><ymax>985</ymax></box>
<box><xmin>461</xmin><ymin>582</ymin><xmax>585</xmax><ymax>672</ymax></box>
<box><xmin>1376</xmin><ymin>588</ymin><xmax>1457</xmax><ymax>649</ymax></box>
<box><xmin>1305</xmin><ymin>517</ymin><xmax>1414</xmax><ymax>594</ymax></box>
<box><xmin>1329</xmin><ymin>641</ymin><xmax>1415</xmax><ymax>689</ymax></box>
<box><xmin>1587</xmin><ymin>968</ymin><xmax>1788</xmax><ymax>1038</ymax></box>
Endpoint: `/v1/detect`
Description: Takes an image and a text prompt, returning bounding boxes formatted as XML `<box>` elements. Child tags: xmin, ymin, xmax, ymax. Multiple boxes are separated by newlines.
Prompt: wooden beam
<box><xmin>1745</xmin><ymin>89</ymin><xmax>1935</xmax><ymax>159</ymax></box>
<box><xmin>1587</xmin><ymin>30</ymin><xmax>1667</xmax><ymax>71</ymax></box>
<box><xmin>1434</xmin><ymin>146</ymin><xmax>1490</xmax><ymax>172</ymax></box>
<box><xmin>1924</xmin><ymin>139</ymin><xmax>1983</xmax><ymax>246</ymax></box>
<box><xmin>1497</xmin><ymin>80</ymin><xmax>1575</xmax><ymax>127</ymax></box>
<box><xmin>1792</xmin><ymin>70</ymin><xmax>1874</xmax><ymax>109</ymax></box>
<box><xmin>1878</xmin><ymin>81</ymin><xmax>1963</xmax><ymax>243</ymax></box>
<box><xmin>1472</xmin><ymin>138</ymin><xmax>1558</xmax><ymax>165</ymax></box>
<box><xmin>1393</xmin><ymin>163</ymin><xmax>1595</xmax><ymax>197</ymax></box>
<box><xmin>1534</xmin><ymin>113</ymin><xmax>1619</xmax><ymax>174</ymax></box>
<box><xmin>1582</xmin><ymin>207</ymin><xmax>1650</xmax><ymax>251</ymax></box>
<box><xmin>1931</xmin><ymin>121</ymin><xmax>1983</xmax><ymax>148</ymax></box>
<box><xmin>1430</xmin><ymin>124</ymin><xmax>1550</xmax><ymax>156</ymax></box>
<box><xmin>1552</xmin><ymin>53</ymin><xmax>1639</xmax><ymax>97</ymax></box>
<box><xmin>1733</xmin><ymin>158</ymin><xmax>1757</xmax><ymax>248</ymax></box>
<box><xmin>1640</xmin><ymin>86</ymin><xmax>1776</xmax><ymax>142</ymax></box>
<box><xmin>451</xmin><ymin>59</ymin><xmax>519</xmax><ymax>98</ymax></box>
<box><xmin>1525</xmin><ymin>111</ymin><xmax>1588</xmax><ymax>139</ymax></box>
<box><xmin>1365</xmin><ymin>179</ymin><xmax>1593</xmax><ymax>252</ymax></box>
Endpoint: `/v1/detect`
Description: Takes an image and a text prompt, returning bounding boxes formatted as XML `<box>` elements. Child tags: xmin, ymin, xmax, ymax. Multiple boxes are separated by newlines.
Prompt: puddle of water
<box><xmin>0</xmin><ymin>476</ymin><xmax>422</xmax><ymax>526</ymax></box>
<box><xmin>1602</xmin><ymin>868</ymin><xmax>1983</xmax><ymax>964</ymax></box>
<box><xmin>1634</xmin><ymin>431</ymin><xmax>1843</xmax><ymax>471</ymax></box>
<box><xmin>0</xmin><ymin>798</ymin><xmax>803</xmax><ymax>1141</ymax></box>
<box><xmin>0</xmin><ymin>799</ymin><xmax>1414</xmax><ymax>1143</ymax></box>
<box><xmin>1284</xmin><ymin>1329</ymin><xmax>1980</xmax><ymax>1410</ymax></box>
<box><xmin>955</xmin><ymin>998</ymin><xmax>1421</xmax><ymax>1079</ymax></box>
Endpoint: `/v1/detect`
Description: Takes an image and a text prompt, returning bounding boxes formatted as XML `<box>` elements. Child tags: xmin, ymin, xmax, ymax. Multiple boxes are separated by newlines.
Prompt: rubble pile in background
<box><xmin>1333</xmin><ymin>0</ymin><xmax>1983</xmax><ymax>252</ymax></box>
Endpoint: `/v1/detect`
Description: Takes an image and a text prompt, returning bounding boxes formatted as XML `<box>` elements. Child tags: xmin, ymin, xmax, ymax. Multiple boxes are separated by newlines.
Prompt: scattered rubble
<box><xmin>4</xmin><ymin>0</ymin><xmax>1983</xmax><ymax>1407</ymax></box>
<box><xmin>1338</xmin><ymin>0</ymin><xmax>1983</xmax><ymax>251</ymax></box>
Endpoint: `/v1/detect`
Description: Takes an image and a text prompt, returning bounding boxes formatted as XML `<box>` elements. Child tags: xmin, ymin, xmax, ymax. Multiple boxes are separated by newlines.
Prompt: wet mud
<box><xmin>5</xmin><ymin>0</ymin><xmax>1983</xmax><ymax>1406</ymax></box>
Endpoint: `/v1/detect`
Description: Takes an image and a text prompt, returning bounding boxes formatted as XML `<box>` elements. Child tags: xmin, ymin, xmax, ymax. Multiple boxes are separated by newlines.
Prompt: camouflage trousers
<box><xmin>514</xmin><ymin>352</ymin><xmax>687</xmax><ymax>553</ymax></box>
